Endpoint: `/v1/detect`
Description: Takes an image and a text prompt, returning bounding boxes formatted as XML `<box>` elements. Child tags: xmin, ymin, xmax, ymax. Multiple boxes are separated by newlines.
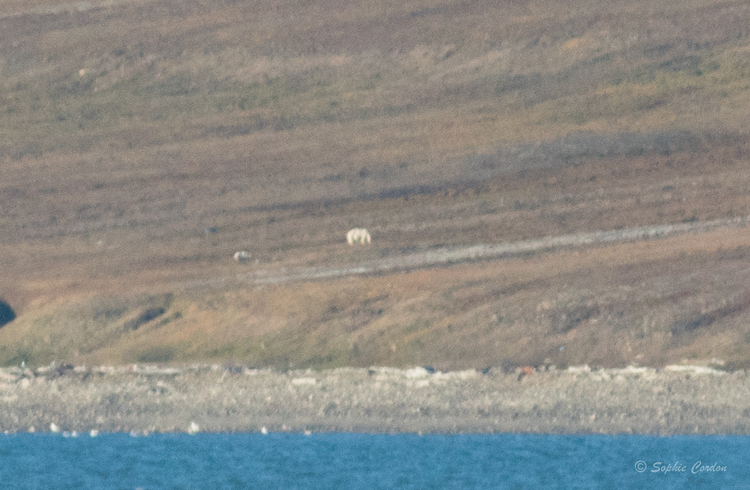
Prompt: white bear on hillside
<box><xmin>346</xmin><ymin>228</ymin><xmax>371</xmax><ymax>245</ymax></box>
<box><xmin>234</xmin><ymin>251</ymin><xmax>251</xmax><ymax>262</ymax></box>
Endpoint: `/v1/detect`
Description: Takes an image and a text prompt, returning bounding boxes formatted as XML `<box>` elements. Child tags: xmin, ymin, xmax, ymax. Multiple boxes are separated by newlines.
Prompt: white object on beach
<box><xmin>566</xmin><ymin>365</ymin><xmax>591</xmax><ymax>373</ymax></box>
<box><xmin>663</xmin><ymin>365</ymin><xmax>725</xmax><ymax>375</ymax></box>
<box><xmin>404</xmin><ymin>367</ymin><xmax>430</xmax><ymax>379</ymax></box>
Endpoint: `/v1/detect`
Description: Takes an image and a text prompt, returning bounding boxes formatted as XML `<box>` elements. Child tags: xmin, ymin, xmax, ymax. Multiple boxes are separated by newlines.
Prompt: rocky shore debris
<box><xmin>0</xmin><ymin>363</ymin><xmax>745</xmax><ymax>435</ymax></box>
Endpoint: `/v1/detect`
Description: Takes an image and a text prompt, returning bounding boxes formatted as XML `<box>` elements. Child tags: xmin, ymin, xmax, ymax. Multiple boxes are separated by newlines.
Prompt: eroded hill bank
<box><xmin>4</xmin><ymin>218</ymin><xmax>750</xmax><ymax>371</ymax></box>
<box><xmin>0</xmin><ymin>364</ymin><xmax>746</xmax><ymax>435</ymax></box>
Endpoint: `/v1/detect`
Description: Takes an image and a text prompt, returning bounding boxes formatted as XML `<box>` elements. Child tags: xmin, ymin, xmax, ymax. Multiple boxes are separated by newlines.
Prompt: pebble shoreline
<box><xmin>0</xmin><ymin>364</ymin><xmax>747</xmax><ymax>435</ymax></box>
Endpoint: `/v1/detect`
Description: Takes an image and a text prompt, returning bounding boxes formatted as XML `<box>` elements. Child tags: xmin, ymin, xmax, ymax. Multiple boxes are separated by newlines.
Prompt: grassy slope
<box><xmin>2</xmin><ymin>0</ymin><xmax>750</xmax><ymax>368</ymax></box>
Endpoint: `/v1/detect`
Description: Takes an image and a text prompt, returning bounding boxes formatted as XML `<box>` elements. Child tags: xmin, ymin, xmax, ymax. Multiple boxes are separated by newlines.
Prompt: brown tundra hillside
<box><xmin>1</xmin><ymin>0</ymin><xmax>750</xmax><ymax>370</ymax></box>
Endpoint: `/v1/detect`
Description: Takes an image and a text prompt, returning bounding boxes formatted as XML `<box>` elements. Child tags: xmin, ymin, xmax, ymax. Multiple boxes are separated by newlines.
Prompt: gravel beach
<box><xmin>0</xmin><ymin>364</ymin><xmax>747</xmax><ymax>435</ymax></box>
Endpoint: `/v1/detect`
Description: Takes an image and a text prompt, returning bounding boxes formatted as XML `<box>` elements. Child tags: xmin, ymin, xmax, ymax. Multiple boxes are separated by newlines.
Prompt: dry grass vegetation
<box><xmin>2</xmin><ymin>0</ymin><xmax>750</xmax><ymax>369</ymax></box>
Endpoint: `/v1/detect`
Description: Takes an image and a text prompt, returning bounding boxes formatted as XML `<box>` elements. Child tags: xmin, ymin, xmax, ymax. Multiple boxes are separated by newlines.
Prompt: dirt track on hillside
<box><xmin>175</xmin><ymin>215</ymin><xmax>750</xmax><ymax>290</ymax></box>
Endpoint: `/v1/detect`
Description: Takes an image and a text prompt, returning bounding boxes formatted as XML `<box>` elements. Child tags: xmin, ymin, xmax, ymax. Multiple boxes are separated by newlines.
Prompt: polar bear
<box><xmin>233</xmin><ymin>251</ymin><xmax>251</xmax><ymax>262</ymax></box>
<box><xmin>346</xmin><ymin>228</ymin><xmax>371</xmax><ymax>245</ymax></box>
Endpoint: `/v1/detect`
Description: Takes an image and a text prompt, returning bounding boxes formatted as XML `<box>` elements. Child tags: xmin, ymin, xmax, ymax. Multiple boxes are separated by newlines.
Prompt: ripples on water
<box><xmin>1</xmin><ymin>433</ymin><xmax>748</xmax><ymax>489</ymax></box>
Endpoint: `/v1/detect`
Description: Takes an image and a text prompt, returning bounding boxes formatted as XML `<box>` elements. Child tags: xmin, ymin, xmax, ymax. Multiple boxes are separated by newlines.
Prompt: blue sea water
<box><xmin>0</xmin><ymin>432</ymin><xmax>747</xmax><ymax>489</ymax></box>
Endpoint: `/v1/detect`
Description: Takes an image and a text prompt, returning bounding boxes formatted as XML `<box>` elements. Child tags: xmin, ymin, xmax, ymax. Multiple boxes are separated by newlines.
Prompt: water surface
<box><xmin>1</xmin><ymin>433</ymin><xmax>746</xmax><ymax>489</ymax></box>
